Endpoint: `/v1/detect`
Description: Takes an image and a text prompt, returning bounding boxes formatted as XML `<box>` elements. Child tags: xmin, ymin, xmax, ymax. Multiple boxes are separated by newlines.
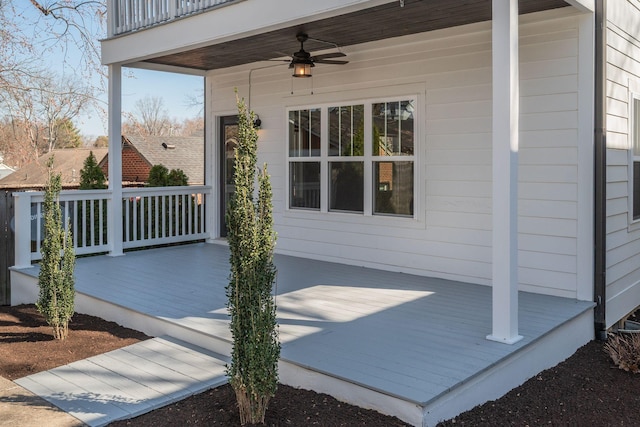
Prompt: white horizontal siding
<box><xmin>207</xmin><ymin>10</ymin><xmax>583</xmax><ymax>296</ymax></box>
<box><xmin>604</xmin><ymin>0</ymin><xmax>640</xmax><ymax>327</ymax></box>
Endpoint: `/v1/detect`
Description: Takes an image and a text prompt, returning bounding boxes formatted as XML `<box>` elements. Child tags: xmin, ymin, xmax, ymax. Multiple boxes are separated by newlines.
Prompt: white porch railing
<box><xmin>122</xmin><ymin>186</ymin><xmax>208</xmax><ymax>249</ymax></box>
<box><xmin>108</xmin><ymin>0</ymin><xmax>240</xmax><ymax>36</ymax></box>
<box><xmin>13</xmin><ymin>186</ymin><xmax>210</xmax><ymax>268</ymax></box>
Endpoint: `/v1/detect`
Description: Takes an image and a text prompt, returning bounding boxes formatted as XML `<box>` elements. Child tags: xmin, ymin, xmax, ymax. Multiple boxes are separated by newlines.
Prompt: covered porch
<box><xmin>11</xmin><ymin>242</ymin><xmax>593</xmax><ymax>425</ymax></box>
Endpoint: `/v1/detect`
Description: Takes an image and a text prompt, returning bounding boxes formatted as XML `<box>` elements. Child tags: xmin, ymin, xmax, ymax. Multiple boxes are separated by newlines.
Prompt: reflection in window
<box><xmin>374</xmin><ymin>161</ymin><xmax>414</xmax><ymax>216</ymax></box>
<box><xmin>329</xmin><ymin>162</ymin><xmax>364</xmax><ymax>212</ymax></box>
<box><xmin>329</xmin><ymin>105</ymin><xmax>364</xmax><ymax>156</ymax></box>
<box><xmin>633</xmin><ymin>97</ymin><xmax>640</xmax><ymax>220</ymax></box>
<box><xmin>289</xmin><ymin>162</ymin><xmax>320</xmax><ymax>209</ymax></box>
<box><xmin>289</xmin><ymin>109</ymin><xmax>321</xmax><ymax>157</ymax></box>
<box><xmin>372</xmin><ymin>100</ymin><xmax>414</xmax><ymax>156</ymax></box>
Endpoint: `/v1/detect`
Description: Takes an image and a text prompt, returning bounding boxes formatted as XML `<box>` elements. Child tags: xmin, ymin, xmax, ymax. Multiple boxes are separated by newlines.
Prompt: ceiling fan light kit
<box><xmin>288</xmin><ymin>33</ymin><xmax>348</xmax><ymax>78</ymax></box>
<box><xmin>292</xmin><ymin>62</ymin><xmax>313</xmax><ymax>78</ymax></box>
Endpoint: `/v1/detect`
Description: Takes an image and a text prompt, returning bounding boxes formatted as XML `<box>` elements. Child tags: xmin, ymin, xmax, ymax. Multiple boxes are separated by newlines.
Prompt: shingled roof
<box><xmin>0</xmin><ymin>149</ymin><xmax>109</xmax><ymax>189</ymax></box>
<box><xmin>122</xmin><ymin>135</ymin><xmax>204</xmax><ymax>185</ymax></box>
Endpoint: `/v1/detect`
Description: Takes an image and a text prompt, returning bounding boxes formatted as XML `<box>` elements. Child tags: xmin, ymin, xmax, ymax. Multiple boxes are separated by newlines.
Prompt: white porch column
<box><xmin>487</xmin><ymin>0</ymin><xmax>523</xmax><ymax>344</ymax></box>
<box><xmin>204</xmin><ymin>75</ymin><xmax>217</xmax><ymax>242</ymax></box>
<box><xmin>107</xmin><ymin>64</ymin><xmax>124</xmax><ymax>257</ymax></box>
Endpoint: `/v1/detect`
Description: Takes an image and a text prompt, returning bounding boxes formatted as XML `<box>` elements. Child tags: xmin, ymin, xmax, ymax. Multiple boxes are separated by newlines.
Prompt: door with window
<box><xmin>219</xmin><ymin>115</ymin><xmax>238</xmax><ymax>237</ymax></box>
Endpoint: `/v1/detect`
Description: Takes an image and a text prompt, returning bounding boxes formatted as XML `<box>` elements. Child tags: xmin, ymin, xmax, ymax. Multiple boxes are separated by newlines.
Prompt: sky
<box><xmin>10</xmin><ymin>2</ymin><xmax>204</xmax><ymax>139</ymax></box>
<box><xmin>82</xmin><ymin>69</ymin><xmax>204</xmax><ymax>138</ymax></box>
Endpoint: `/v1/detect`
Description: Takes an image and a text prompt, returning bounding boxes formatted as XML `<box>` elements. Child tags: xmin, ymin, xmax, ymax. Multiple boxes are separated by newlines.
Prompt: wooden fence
<box><xmin>0</xmin><ymin>190</ymin><xmax>15</xmax><ymax>305</ymax></box>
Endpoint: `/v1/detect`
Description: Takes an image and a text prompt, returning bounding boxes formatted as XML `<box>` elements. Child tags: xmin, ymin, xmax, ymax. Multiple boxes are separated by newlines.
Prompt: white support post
<box><xmin>13</xmin><ymin>193</ymin><xmax>33</xmax><ymax>269</ymax></box>
<box><xmin>204</xmin><ymin>76</ymin><xmax>218</xmax><ymax>242</ymax></box>
<box><xmin>108</xmin><ymin>64</ymin><xmax>124</xmax><ymax>257</ymax></box>
<box><xmin>487</xmin><ymin>0</ymin><xmax>523</xmax><ymax>345</ymax></box>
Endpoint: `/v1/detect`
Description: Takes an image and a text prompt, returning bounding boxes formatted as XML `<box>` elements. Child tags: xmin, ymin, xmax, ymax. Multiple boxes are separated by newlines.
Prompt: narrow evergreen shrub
<box><xmin>37</xmin><ymin>156</ymin><xmax>76</xmax><ymax>340</ymax></box>
<box><xmin>226</xmin><ymin>93</ymin><xmax>280</xmax><ymax>425</ymax></box>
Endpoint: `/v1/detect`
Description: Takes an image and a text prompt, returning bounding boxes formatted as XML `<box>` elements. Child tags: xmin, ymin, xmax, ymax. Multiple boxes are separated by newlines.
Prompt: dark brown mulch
<box><xmin>110</xmin><ymin>383</ymin><xmax>410</xmax><ymax>427</ymax></box>
<box><xmin>437</xmin><ymin>339</ymin><xmax>640</xmax><ymax>426</ymax></box>
<box><xmin>0</xmin><ymin>304</ymin><xmax>149</xmax><ymax>380</ymax></box>
<box><xmin>2</xmin><ymin>303</ymin><xmax>640</xmax><ymax>426</ymax></box>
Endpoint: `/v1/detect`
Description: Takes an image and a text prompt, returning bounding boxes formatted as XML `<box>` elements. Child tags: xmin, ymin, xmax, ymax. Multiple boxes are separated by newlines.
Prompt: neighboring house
<box><xmin>12</xmin><ymin>0</ymin><xmax>638</xmax><ymax>424</ymax></box>
<box><xmin>98</xmin><ymin>135</ymin><xmax>204</xmax><ymax>185</ymax></box>
<box><xmin>0</xmin><ymin>155</ymin><xmax>14</xmax><ymax>180</ymax></box>
<box><xmin>0</xmin><ymin>149</ymin><xmax>109</xmax><ymax>190</ymax></box>
<box><xmin>0</xmin><ymin>134</ymin><xmax>204</xmax><ymax>189</ymax></box>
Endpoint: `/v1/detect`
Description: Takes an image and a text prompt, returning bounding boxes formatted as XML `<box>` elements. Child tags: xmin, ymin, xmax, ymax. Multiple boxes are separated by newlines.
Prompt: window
<box><xmin>287</xmin><ymin>98</ymin><xmax>415</xmax><ymax>217</ymax></box>
<box><xmin>288</xmin><ymin>109</ymin><xmax>321</xmax><ymax>210</ymax></box>
<box><xmin>632</xmin><ymin>96</ymin><xmax>640</xmax><ymax>221</ymax></box>
<box><xmin>329</xmin><ymin>105</ymin><xmax>364</xmax><ymax>212</ymax></box>
<box><xmin>372</xmin><ymin>100</ymin><xmax>415</xmax><ymax>216</ymax></box>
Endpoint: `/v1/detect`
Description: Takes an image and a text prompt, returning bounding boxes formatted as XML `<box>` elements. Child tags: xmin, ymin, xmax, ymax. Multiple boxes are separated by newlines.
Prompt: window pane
<box><xmin>289</xmin><ymin>109</ymin><xmax>321</xmax><ymax>157</ymax></box>
<box><xmin>634</xmin><ymin>161</ymin><xmax>640</xmax><ymax>220</ymax></box>
<box><xmin>374</xmin><ymin>161</ymin><xmax>414</xmax><ymax>216</ymax></box>
<box><xmin>329</xmin><ymin>162</ymin><xmax>364</xmax><ymax>212</ymax></box>
<box><xmin>372</xmin><ymin>100</ymin><xmax>414</xmax><ymax>156</ymax></box>
<box><xmin>329</xmin><ymin>105</ymin><xmax>365</xmax><ymax>156</ymax></box>
<box><xmin>290</xmin><ymin>162</ymin><xmax>320</xmax><ymax>209</ymax></box>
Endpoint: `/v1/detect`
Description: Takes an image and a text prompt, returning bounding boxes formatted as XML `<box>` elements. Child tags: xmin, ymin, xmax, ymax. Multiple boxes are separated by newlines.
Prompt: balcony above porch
<box><xmin>102</xmin><ymin>0</ymin><xmax>573</xmax><ymax>72</ymax></box>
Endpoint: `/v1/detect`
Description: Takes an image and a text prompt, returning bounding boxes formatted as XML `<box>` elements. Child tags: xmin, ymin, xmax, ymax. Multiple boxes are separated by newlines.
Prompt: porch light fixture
<box><xmin>292</xmin><ymin>59</ymin><xmax>314</xmax><ymax>78</ymax></box>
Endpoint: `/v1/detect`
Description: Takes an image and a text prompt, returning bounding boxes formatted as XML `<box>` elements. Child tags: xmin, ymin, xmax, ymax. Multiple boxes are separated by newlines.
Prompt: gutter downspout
<box><xmin>594</xmin><ymin>0</ymin><xmax>607</xmax><ymax>340</ymax></box>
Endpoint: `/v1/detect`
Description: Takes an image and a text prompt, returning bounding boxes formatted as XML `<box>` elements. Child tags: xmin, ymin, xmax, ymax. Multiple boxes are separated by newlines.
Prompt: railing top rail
<box><xmin>122</xmin><ymin>185</ymin><xmax>211</xmax><ymax>196</ymax></box>
<box><xmin>13</xmin><ymin>189</ymin><xmax>113</xmax><ymax>202</ymax></box>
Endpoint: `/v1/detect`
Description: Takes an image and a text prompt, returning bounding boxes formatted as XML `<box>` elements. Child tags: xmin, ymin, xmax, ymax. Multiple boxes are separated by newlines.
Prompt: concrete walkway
<box><xmin>0</xmin><ymin>376</ymin><xmax>83</xmax><ymax>427</ymax></box>
<box><xmin>12</xmin><ymin>336</ymin><xmax>229</xmax><ymax>427</ymax></box>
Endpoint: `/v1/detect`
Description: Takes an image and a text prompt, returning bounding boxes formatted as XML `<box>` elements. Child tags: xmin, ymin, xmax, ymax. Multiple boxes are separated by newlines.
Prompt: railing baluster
<box><xmin>99</xmin><ymin>199</ymin><xmax>104</xmax><ymax>246</ymax></box>
<box><xmin>90</xmin><ymin>198</ymin><xmax>95</xmax><ymax>247</ymax></box>
<box><xmin>69</xmin><ymin>200</ymin><xmax>76</xmax><ymax>248</ymax></box>
<box><xmin>111</xmin><ymin>0</ymin><xmax>238</xmax><ymax>35</ymax></box>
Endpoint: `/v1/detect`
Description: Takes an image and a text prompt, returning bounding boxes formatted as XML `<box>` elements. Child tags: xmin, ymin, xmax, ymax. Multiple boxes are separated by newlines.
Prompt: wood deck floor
<box><xmin>13</xmin><ymin>242</ymin><xmax>594</xmax><ymax>425</ymax></box>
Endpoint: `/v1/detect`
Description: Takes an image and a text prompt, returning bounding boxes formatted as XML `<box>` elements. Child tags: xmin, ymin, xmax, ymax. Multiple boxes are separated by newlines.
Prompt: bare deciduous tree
<box><xmin>0</xmin><ymin>1</ymin><xmax>105</xmax><ymax>166</ymax></box>
<box><xmin>132</xmin><ymin>95</ymin><xmax>174</xmax><ymax>136</ymax></box>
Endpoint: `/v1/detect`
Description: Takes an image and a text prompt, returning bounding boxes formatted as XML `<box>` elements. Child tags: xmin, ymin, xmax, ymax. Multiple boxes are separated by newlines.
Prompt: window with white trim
<box><xmin>287</xmin><ymin>97</ymin><xmax>415</xmax><ymax>217</ymax></box>
<box><xmin>632</xmin><ymin>95</ymin><xmax>640</xmax><ymax>221</ymax></box>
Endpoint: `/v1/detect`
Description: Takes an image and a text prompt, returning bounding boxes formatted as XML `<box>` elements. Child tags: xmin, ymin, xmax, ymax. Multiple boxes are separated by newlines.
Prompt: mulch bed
<box><xmin>0</xmin><ymin>304</ymin><xmax>148</xmax><ymax>380</ymax></box>
<box><xmin>2</xmin><ymin>303</ymin><xmax>640</xmax><ymax>426</ymax></box>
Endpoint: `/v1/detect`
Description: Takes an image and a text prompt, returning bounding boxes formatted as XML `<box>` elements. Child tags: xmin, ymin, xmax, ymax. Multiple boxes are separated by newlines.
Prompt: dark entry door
<box><xmin>219</xmin><ymin>115</ymin><xmax>238</xmax><ymax>237</ymax></box>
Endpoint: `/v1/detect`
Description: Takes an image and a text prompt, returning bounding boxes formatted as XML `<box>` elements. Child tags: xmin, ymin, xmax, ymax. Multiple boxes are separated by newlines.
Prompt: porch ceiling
<box><xmin>143</xmin><ymin>0</ymin><xmax>569</xmax><ymax>71</ymax></box>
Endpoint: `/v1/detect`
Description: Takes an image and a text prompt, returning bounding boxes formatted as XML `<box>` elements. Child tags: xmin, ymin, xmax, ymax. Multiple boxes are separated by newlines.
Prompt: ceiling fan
<box><xmin>282</xmin><ymin>33</ymin><xmax>349</xmax><ymax>77</ymax></box>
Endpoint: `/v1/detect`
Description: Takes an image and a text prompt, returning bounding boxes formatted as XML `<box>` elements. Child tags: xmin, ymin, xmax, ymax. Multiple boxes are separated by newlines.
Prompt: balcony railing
<box><xmin>108</xmin><ymin>0</ymin><xmax>240</xmax><ymax>36</ymax></box>
<box><xmin>13</xmin><ymin>186</ymin><xmax>210</xmax><ymax>267</ymax></box>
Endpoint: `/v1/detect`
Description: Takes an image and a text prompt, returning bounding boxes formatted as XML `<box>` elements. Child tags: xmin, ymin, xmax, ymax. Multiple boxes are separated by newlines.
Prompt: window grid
<box><xmin>287</xmin><ymin>97</ymin><xmax>416</xmax><ymax>217</ymax></box>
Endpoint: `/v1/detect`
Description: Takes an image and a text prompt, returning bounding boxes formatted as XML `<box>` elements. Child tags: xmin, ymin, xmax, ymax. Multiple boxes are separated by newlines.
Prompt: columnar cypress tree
<box><xmin>226</xmin><ymin>93</ymin><xmax>279</xmax><ymax>425</ymax></box>
<box><xmin>37</xmin><ymin>156</ymin><xmax>76</xmax><ymax>340</ymax></box>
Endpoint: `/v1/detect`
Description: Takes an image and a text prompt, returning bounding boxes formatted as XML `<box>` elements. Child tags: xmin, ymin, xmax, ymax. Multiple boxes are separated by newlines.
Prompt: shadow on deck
<box><xmin>11</xmin><ymin>242</ymin><xmax>594</xmax><ymax>426</ymax></box>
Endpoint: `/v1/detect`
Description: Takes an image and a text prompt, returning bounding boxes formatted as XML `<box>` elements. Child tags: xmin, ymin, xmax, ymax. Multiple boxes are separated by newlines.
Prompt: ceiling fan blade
<box><xmin>311</xmin><ymin>52</ymin><xmax>346</xmax><ymax>61</ymax></box>
<box><xmin>314</xmin><ymin>59</ymin><xmax>349</xmax><ymax>65</ymax></box>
